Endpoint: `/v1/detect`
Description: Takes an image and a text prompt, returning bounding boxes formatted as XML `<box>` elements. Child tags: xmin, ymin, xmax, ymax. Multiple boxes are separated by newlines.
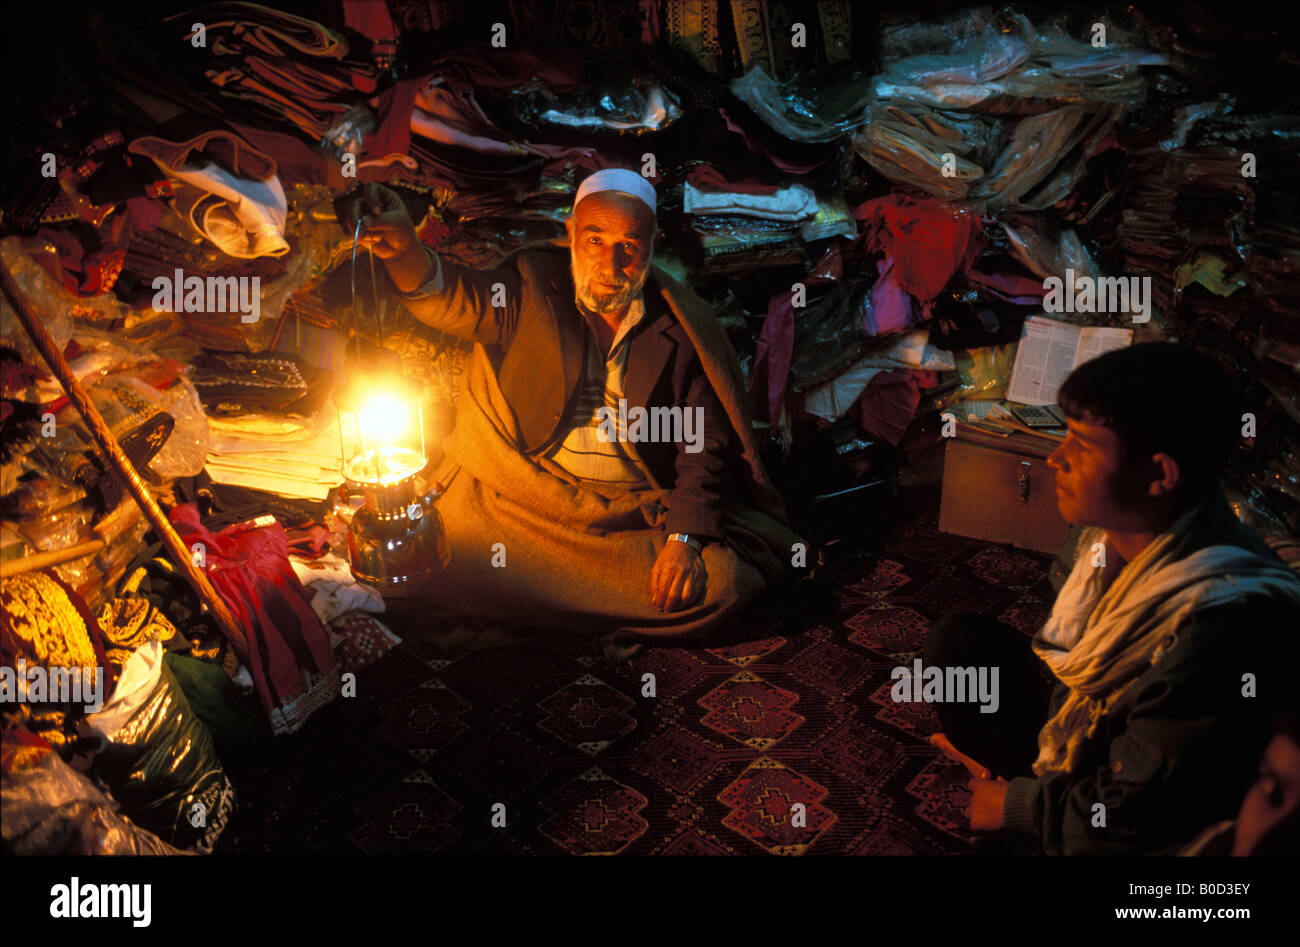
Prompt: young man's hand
<box><xmin>341</xmin><ymin>182</ymin><xmax>431</xmax><ymax>291</ymax></box>
<box><xmin>930</xmin><ymin>732</ymin><xmax>992</xmax><ymax>779</ymax></box>
<box><xmin>651</xmin><ymin>540</ymin><xmax>707</xmax><ymax>612</ymax></box>
<box><xmin>966</xmin><ymin>777</ymin><xmax>1009</xmax><ymax>832</ymax></box>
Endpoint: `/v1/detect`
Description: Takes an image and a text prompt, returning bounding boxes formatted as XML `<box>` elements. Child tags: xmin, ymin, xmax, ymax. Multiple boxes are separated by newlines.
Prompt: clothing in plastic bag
<box><xmin>89</xmin><ymin>638</ymin><xmax>235</xmax><ymax>852</ymax></box>
<box><xmin>2</xmin><ymin>726</ymin><xmax>187</xmax><ymax>855</ymax></box>
<box><xmin>730</xmin><ymin>66</ymin><xmax>872</xmax><ymax>142</ymax></box>
<box><xmin>854</xmin><ymin>102</ymin><xmax>996</xmax><ymax>202</ymax></box>
<box><xmin>511</xmin><ymin>72</ymin><xmax>683</xmax><ymax>134</ymax></box>
<box><xmin>0</xmin><ymin>238</ymin><xmax>119</xmax><ymax>362</ymax></box>
<box><xmin>970</xmin><ymin>104</ymin><xmax>1123</xmax><ymax>211</ymax></box>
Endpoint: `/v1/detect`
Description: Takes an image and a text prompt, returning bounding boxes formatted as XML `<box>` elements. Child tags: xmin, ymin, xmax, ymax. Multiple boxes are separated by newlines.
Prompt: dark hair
<box><xmin>1057</xmin><ymin>342</ymin><xmax>1240</xmax><ymax>501</ymax></box>
<box><xmin>1274</xmin><ymin>711</ymin><xmax>1300</xmax><ymax>748</ymax></box>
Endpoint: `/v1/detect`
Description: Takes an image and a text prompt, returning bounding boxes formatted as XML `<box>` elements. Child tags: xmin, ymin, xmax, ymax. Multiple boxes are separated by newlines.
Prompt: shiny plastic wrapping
<box><xmin>95</xmin><ymin>373</ymin><xmax>210</xmax><ymax>480</ymax></box>
<box><xmin>872</xmin><ymin>9</ymin><xmax>1163</xmax><ymax>112</ymax></box>
<box><xmin>511</xmin><ymin>73</ymin><xmax>683</xmax><ymax>134</ymax></box>
<box><xmin>731</xmin><ymin>66</ymin><xmax>872</xmax><ymax>142</ymax></box>
<box><xmin>0</xmin><ymin>237</ymin><xmax>75</xmax><ymax>363</ymax></box>
<box><xmin>878</xmin><ymin>8</ymin><xmax>1035</xmax><ymax>88</ymax></box>
<box><xmin>1</xmin><ymin>737</ymin><xmax>188</xmax><ymax>855</ymax></box>
<box><xmin>788</xmin><ymin>280</ymin><xmax>874</xmax><ymax>393</ymax></box>
<box><xmin>953</xmin><ymin>344</ymin><xmax>1018</xmax><ymax>403</ymax></box>
<box><xmin>1000</xmin><ymin>214</ymin><xmax>1103</xmax><ymax>282</ymax></box>
<box><xmin>970</xmin><ymin>104</ymin><xmax>1123</xmax><ymax>211</ymax></box>
<box><xmin>855</xmin><ymin>102</ymin><xmax>996</xmax><ymax>202</ymax></box>
<box><xmin>91</xmin><ymin>651</ymin><xmax>236</xmax><ymax>853</ymax></box>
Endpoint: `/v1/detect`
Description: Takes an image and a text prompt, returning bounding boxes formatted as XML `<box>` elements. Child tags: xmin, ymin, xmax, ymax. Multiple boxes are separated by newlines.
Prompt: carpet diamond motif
<box><xmin>698</xmin><ymin>672</ymin><xmax>804</xmax><ymax>750</ymax></box>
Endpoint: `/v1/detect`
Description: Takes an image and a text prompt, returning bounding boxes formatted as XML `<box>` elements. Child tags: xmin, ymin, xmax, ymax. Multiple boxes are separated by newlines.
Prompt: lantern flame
<box><xmin>358</xmin><ymin>392</ymin><xmax>410</xmax><ymax>445</ymax></box>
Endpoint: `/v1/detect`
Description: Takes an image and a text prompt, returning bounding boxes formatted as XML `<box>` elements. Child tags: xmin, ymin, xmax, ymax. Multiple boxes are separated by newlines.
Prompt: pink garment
<box><xmin>748</xmin><ymin>244</ymin><xmax>842</xmax><ymax>428</ymax></box>
<box><xmin>964</xmin><ymin>269</ymin><xmax>1045</xmax><ymax>306</ymax></box>
<box><xmin>854</xmin><ymin>195</ymin><xmax>983</xmax><ymax>317</ymax></box>
<box><xmin>866</xmin><ymin>254</ymin><xmax>918</xmax><ymax>337</ymax></box>
<box><xmin>171</xmin><ymin>505</ymin><xmax>334</xmax><ymax>717</ymax></box>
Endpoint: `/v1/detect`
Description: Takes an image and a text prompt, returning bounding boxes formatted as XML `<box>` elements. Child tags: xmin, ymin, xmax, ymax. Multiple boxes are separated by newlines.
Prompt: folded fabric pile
<box><xmin>189</xmin><ymin>350</ymin><xmax>340</xmax><ymax>499</ymax></box>
<box><xmin>205</xmin><ymin>407</ymin><xmax>343</xmax><ymax>500</ymax></box>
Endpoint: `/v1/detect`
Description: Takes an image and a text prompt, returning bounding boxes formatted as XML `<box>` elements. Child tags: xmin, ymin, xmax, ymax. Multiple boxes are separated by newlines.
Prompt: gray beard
<box><xmin>574</xmin><ymin>267</ymin><xmax>649</xmax><ymax>314</ymax></box>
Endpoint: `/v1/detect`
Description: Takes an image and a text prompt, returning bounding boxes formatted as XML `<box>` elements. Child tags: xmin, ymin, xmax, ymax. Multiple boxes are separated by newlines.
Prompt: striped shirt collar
<box><xmin>575</xmin><ymin>293</ymin><xmax>647</xmax><ymax>358</ymax></box>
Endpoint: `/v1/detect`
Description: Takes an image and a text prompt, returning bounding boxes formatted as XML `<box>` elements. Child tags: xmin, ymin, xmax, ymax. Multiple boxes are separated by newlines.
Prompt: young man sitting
<box><xmin>924</xmin><ymin>342</ymin><xmax>1300</xmax><ymax>854</ymax></box>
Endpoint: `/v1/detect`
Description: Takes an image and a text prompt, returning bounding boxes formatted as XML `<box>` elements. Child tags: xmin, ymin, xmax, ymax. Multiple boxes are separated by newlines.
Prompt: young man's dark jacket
<box><xmin>1004</xmin><ymin>491</ymin><xmax>1300</xmax><ymax>854</ymax></box>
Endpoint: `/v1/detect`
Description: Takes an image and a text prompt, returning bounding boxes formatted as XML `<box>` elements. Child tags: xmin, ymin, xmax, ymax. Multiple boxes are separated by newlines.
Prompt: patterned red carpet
<box><xmin>220</xmin><ymin>487</ymin><xmax>1057</xmax><ymax>854</ymax></box>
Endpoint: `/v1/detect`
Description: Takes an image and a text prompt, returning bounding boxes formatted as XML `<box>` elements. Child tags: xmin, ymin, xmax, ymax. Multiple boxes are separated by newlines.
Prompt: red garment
<box><xmin>33</xmin><ymin>228</ymin><xmax>125</xmax><ymax>296</ymax></box>
<box><xmin>368</xmin><ymin>76</ymin><xmax>424</xmax><ymax>162</ymax></box>
<box><xmin>687</xmin><ymin>164</ymin><xmax>780</xmax><ymax>195</ymax></box>
<box><xmin>344</xmin><ymin>0</ymin><xmax>398</xmax><ymax>44</ymax></box>
<box><xmin>285</xmin><ymin>522</ymin><xmax>331</xmax><ymax>559</ymax></box>
<box><xmin>171</xmin><ymin>505</ymin><xmax>334</xmax><ymax>717</ymax></box>
<box><xmin>719</xmin><ymin>108</ymin><xmax>830</xmax><ymax>175</ymax></box>
<box><xmin>854</xmin><ymin>195</ymin><xmax>983</xmax><ymax>317</ymax></box>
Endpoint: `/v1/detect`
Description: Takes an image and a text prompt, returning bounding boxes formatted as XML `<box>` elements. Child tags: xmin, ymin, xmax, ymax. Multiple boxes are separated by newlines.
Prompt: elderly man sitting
<box><xmin>345</xmin><ymin>171</ymin><xmax>801</xmax><ymax>661</ymax></box>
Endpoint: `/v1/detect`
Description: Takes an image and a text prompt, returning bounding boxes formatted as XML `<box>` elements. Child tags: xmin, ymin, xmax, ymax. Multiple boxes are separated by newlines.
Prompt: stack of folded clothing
<box><xmin>204</xmin><ymin>409</ymin><xmax>343</xmax><ymax>501</ymax></box>
<box><xmin>682</xmin><ymin>165</ymin><xmax>822</xmax><ymax>276</ymax></box>
<box><xmin>191</xmin><ymin>351</ymin><xmax>341</xmax><ymax>499</ymax></box>
<box><xmin>857</xmin><ymin>9</ymin><xmax>1161</xmax><ymax>213</ymax></box>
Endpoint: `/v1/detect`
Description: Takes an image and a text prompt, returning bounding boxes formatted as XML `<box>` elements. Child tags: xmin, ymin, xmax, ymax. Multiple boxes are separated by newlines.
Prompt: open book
<box><xmin>1006</xmin><ymin>315</ymin><xmax>1133</xmax><ymax>406</ymax></box>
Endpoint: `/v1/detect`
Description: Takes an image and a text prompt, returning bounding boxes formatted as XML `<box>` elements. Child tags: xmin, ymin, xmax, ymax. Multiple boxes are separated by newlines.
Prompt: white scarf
<box><xmin>1032</xmin><ymin>514</ymin><xmax>1300</xmax><ymax>776</ymax></box>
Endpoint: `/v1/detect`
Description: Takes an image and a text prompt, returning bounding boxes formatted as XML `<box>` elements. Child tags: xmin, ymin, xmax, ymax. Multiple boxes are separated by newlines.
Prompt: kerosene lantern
<box><xmin>334</xmin><ymin>348</ymin><xmax>449</xmax><ymax>590</ymax></box>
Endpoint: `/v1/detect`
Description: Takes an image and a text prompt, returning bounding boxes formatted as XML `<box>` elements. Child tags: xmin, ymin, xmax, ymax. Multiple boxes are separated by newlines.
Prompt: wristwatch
<box><xmin>667</xmin><ymin>533</ymin><xmax>703</xmax><ymax>553</ymax></box>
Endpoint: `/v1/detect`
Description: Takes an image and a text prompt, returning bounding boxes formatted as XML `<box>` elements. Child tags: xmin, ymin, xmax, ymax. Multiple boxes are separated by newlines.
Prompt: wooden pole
<box><xmin>0</xmin><ymin>494</ymin><xmax>141</xmax><ymax>579</ymax></box>
<box><xmin>1</xmin><ymin>262</ymin><xmax>248</xmax><ymax>652</ymax></box>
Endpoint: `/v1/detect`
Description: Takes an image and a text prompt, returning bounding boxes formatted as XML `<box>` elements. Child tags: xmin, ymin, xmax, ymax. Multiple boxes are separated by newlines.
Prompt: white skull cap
<box><xmin>574</xmin><ymin>168</ymin><xmax>656</xmax><ymax>216</ymax></box>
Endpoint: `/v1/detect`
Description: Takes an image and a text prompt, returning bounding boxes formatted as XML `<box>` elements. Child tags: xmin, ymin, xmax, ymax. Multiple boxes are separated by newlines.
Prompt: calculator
<box><xmin>1010</xmin><ymin>404</ymin><xmax>1066</xmax><ymax>428</ymax></box>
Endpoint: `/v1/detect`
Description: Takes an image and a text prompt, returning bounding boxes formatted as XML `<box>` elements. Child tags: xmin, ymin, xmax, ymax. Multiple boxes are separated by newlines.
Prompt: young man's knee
<box><xmin>925</xmin><ymin>611</ymin><xmax>982</xmax><ymax>666</ymax></box>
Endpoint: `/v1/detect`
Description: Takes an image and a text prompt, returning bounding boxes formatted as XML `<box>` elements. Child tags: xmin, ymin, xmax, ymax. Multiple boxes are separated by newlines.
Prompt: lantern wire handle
<box><xmin>369</xmin><ymin>243</ymin><xmax>383</xmax><ymax>349</ymax></box>
<box><xmin>351</xmin><ymin>218</ymin><xmax>385</xmax><ymax>354</ymax></box>
<box><xmin>350</xmin><ymin>218</ymin><xmax>364</xmax><ymax>361</ymax></box>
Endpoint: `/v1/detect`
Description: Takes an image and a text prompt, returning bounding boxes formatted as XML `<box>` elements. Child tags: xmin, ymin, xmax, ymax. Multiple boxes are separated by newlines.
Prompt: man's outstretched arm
<box><xmin>342</xmin><ymin>182</ymin><xmax>521</xmax><ymax>346</ymax></box>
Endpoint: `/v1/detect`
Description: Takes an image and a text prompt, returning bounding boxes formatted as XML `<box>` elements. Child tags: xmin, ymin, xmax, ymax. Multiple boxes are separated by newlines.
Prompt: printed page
<box><xmin>1074</xmin><ymin>326</ymin><xmax>1135</xmax><ymax>367</ymax></box>
<box><xmin>1006</xmin><ymin>316</ymin><xmax>1080</xmax><ymax>406</ymax></box>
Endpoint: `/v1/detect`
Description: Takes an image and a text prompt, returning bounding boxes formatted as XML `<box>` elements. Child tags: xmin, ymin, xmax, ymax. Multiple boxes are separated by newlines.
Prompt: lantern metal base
<box><xmin>346</xmin><ymin>503</ymin><xmax>450</xmax><ymax>589</ymax></box>
<box><xmin>340</xmin><ymin>465</ymin><xmax>449</xmax><ymax>592</ymax></box>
